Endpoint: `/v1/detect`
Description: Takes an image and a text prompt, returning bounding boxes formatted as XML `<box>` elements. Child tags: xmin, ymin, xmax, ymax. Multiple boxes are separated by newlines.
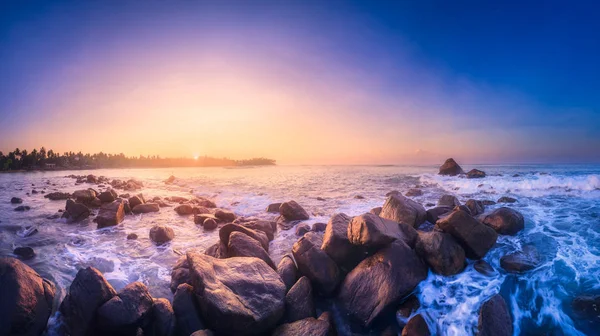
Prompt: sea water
<box><xmin>1</xmin><ymin>165</ymin><xmax>599</xmax><ymax>335</ymax></box>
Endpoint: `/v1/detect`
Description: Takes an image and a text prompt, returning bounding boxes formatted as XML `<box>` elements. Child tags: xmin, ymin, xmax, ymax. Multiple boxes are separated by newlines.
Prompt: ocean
<box><xmin>1</xmin><ymin>164</ymin><xmax>599</xmax><ymax>335</ymax></box>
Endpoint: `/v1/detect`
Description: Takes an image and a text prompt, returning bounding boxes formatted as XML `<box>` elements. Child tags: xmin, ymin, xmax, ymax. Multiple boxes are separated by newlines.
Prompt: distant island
<box><xmin>0</xmin><ymin>147</ymin><xmax>275</xmax><ymax>171</ymax></box>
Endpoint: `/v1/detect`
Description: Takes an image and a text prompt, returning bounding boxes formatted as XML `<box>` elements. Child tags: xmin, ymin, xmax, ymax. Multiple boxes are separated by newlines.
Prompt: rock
<box><xmin>474</xmin><ymin>260</ymin><xmax>497</xmax><ymax>276</ymax></box>
<box><xmin>415</xmin><ymin>231</ymin><xmax>466</xmax><ymax>276</ymax></box>
<box><xmin>292</xmin><ymin>232</ymin><xmax>341</xmax><ymax>296</ymax></box>
<box><xmin>438</xmin><ymin>194</ymin><xmax>461</xmax><ymax>207</ymax></box>
<box><xmin>242</xmin><ymin>221</ymin><xmax>277</xmax><ymax>241</ymax></box>
<box><xmin>402</xmin><ymin>314</ymin><xmax>431</xmax><ymax>336</ymax></box>
<box><xmin>193</xmin><ymin>197</ymin><xmax>217</xmax><ymax>208</ymax></box>
<box><xmin>97</xmin><ymin>282</ymin><xmax>154</xmax><ymax>332</ymax></box>
<box><xmin>369</xmin><ymin>207</ymin><xmax>382</xmax><ymax>216</ymax></box>
<box><xmin>337</xmin><ymin>241</ymin><xmax>428</xmax><ymax>326</ymax></box>
<box><xmin>73</xmin><ymin>189</ymin><xmax>97</xmax><ymax>203</ymax></box>
<box><xmin>10</xmin><ymin>197</ymin><xmax>23</xmax><ymax>204</ymax></box>
<box><xmin>280</xmin><ymin>200</ymin><xmax>310</xmax><ymax>221</ymax></box>
<box><xmin>17</xmin><ymin>226</ymin><xmax>38</xmax><ymax>238</ymax></box>
<box><xmin>98</xmin><ymin>189</ymin><xmax>118</xmax><ymax>203</ymax></box>
<box><xmin>396</xmin><ymin>295</ymin><xmax>421</xmax><ymax>325</ymax></box>
<box><xmin>149</xmin><ymin>298</ymin><xmax>175</xmax><ymax>336</ymax></box>
<box><xmin>203</xmin><ymin>218</ymin><xmax>218</xmax><ymax>230</ymax></box>
<box><xmin>405</xmin><ymin>188</ymin><xmax>423</xmax><ymax>197</ymax></box>
<box><xmin>295</xmin><ymin>223</ymin><xmax>311</xmax><ymax>236</ymax></box>
<box><xmin>0</xmin><ymin>257</ymin><xmax>56</xmax><ymax>336</ymax></box>
<box><xmin>277</xmin><ymin>255</ymin><xmax>298</xmax><ymax>292</ymax></box>
<box><xmin>379</xmin><ymin>194</ymin><xmax>426</xmax><ymax>228</ymax></box>
<box><xmin>266</xmin><ymin>203</ymin><xmax>282</xmax><ymax>213</ymax></box>
<box><xmin>173</xmin><ymin>283</ymin><xmax>205</xmax><ymax>336</ymax></box>
<box><xmin>204</xmin><ymin>242</ymin><xmax>228</xmax><ymax>259</ymax></box>
<box><xmin>272</xmin><ymin>313</ymin><xmax>331</xmax><ymax>336</ymax></box>
<box><xmin>478</xmin><ymin>294</ymin><xmax>512</xmax><ymax>336</ymax></box>
<box><xmin>425</xmin><ymin>206</ymin><xmax>453</xmax><ymax>224</ymax></box>
<box><xmin>14</xmin><ymin>205</ymin><xmax>31</xmax><ymax>211</ymax></box>
<box><xmin>13</xmin><ymin>246</ymin><xmax>35</xmax><ymax>260</ymax></box>
<box><xmin>348</xmin><ymin>212</ymin><xmax>418</xmax><ymax>249</ymax></box>
<box><xmin>227</xmin><ymin>231</ymin><xmax>275</xmax><ymax>269</ymax></box>
<box><xmin>572</xmin><ymin>295</ymin><xmax>600</xmax><ymax>320</ymax></box>
<box><xmin>132</xmin><ymin>203</ymin><xmax>160</xmax><ymax>214</ymax></box>
<box><xmin>186</xmin><ymin>251</ymin><xmax>286</xmax><ymax>335</ymax></box>
<box><xmin>45</xmin><ymin>192</ymin><xmax>71</xmax><ymax>200</ymax></box>
<box><xmin>482</xmin><ymin>207</ymin><xmax>525</xmax><ymax>235</ymax></box>
<box><xmin>500</xmin><ymin>245</ymin><xmax>540</xmax><ymax>273</ymax></box>
<box><xmin>311</xmin><ymin>222</ymin><xmax>327</xmax><ymax>232</ymax></box>
<box><xmin>63</xmin><ymin>199</ymin><xmax>91</xmax><ymax>222</ymax></box>
<box><xmin>321</xmin><ymin>213</ymin><xmax>367</xmax><ymax>272</ymax></box>
<box><xmin>128</xmin><ymin>195</ymin><xmax>145</xmax><ymax>209</ymax></box>
<box><xmin>219</xmin><ymin>223</ymin><xmax>269</xmax><ymax>251</ymax></box>
<box><xmin>276</xmin><ymin>216</ymin><xmax>303</xmax><ymax>231</ymax></box>
<box><xmin>170</xmin><ymin>256</ymin><xmax>191</xmax><ymax>293</ymax></box>
<box><xmin>214</xmin><ymin>209</ymin><xmax>236</xmax><ymax>222</ymax></box>
<box><xmin>165</xmin><ymin>175</ymin><xmax>176</xmax><ymax>184</ymax></box>
<box><xmin>89</xmin><ymin>197</ymin><xmax>102</xmax><ymax>207</ymax></box>
<box><xmin>465</xmin><ymin>199</ymin><xmax>485</xmax><ymax>216</ymax></box>
<box><xmin>467</xmin><ymin>169</ymin><xmax>486</xmax><ymax>179</ymax></box>
<box><xmin>190</xmin><ymin>330</ymin><xmax>214</xmax><ymax>336</ymax></box>
<box><xmin>149</xmin><ymin>225</ymin><xmax>174</xmax><ymax>245</ymax></box>
<box><xmin>96</xmin><ymin>200</ymin><xmax>125</xmax><ymax>228</ymax></box>
<box><xmin>354</xmin><ymin>195</ymin><xmax>365</xmax><ymax>199</ymax></box>
<box><xmin>127</xmin><ymin>233</ymin><xmax>138</xmax><ymax>240</ymax></box>
<box><xmin>285</xmin><ymin>276</ymin><xmax>315</xmax><ymax>322</ymax></box>
<box><xmin>435</xmin><ymin>208</ymin><xmax>498</xmax><ymax>260</ymax></box>
<box><xmin>497</xmin><ymin>196</ymin><xmax>517</xmax><ymax>204</ymax></box>
<box><xmin>174</xmin><ymin>204</ymin><xmax>194</xmax><ymax>215</ymax></box>
<box><xmin>194</xmin><ymin>213</ymin><xmax>217</xmax><ymax>225</ymax></box>
<box><xmin>438</xmin><ymin>158</ymin><xmax>465</xmax><ymax>176</ymax></box>
<box><xmin>193</xmin><ymin>206</ymin><xmax>210</xmax><ymax>215</ymax></box>
<box><xmin>386</xmin><ymin>190</ymin><xmax>401</xmax><ymax>197</ymax></box>
<box><xmin>60</xmin><ymin>267</ymin><xmax>117</xmax><ymax>336</ymax></box>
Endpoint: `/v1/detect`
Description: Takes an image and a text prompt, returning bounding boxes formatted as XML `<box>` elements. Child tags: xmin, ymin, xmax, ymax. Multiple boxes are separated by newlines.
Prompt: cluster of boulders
<box><xmin>439</xmin><ymin>158</ymin><xmax>487</xmax><ymax>179</ymax></box>
<box><xmin>67</xmin><ymin>174</ymin><xmax>144</xmax><ymax>191</ymax></box>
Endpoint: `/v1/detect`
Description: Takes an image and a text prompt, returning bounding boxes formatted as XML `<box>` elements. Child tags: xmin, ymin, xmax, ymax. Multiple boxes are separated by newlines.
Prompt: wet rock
<box><xmin>60</xmin><ymin>267</ymin><xmax>117</xmax><ymax>336</ymax></box>
<box><xmin>132</xmin><ymin>203</ymin><xmax>160</xmax><ymax>214</ymax></box>
<box><xmin>276</xmin><ymin>216</ymin><xmax>303</xmax><ymax>230</ymax></box>
<box><xmin>337</xmin><ymin>241</ymin><xmax>428</xmax><ymax>326</ymax></box>
<box><xmin>500</xmin><ymin>245</ymin><xmax>540</xmax><ymax>273</ymax></box>
<box><xmin>478</xmin><ymin>294</ymin><xmax>512</xmax><ymax>336</ymax></box>
<box><xmin>149</xmin><ymin>225</ymin><xmax>175</xmax><ymax>245</ymax></box>
<box><xmin>280</xmin><ymin>200</ymin><xmax>310</xmax><ymax>221</ymax></box>
<box><xmin>415</xmin><ymin>231</ymin><xmax>466</xmax><ymax>276</ymax></box>
<box><xmin>497</xmin><ymin>196</ymin><xmax>517</xmax><ymax>204</ymax></box>
<box><xmin>295</xmin><ymin>223</ymin><xmax>311</xmax><ymax>236</ymax></box>
<box><xmin>285</xmin><ymin>276</ymin><xmax>315</xmax><ymax>322</ymax></box>
<box><xmin>170</xmin><ymin>256</ymin><xmax>191</xmax><ymax>293</ymax></box>
<box><xmin>439</xmin><ymin>158</ymin><xmax>465</xmax><ymax>176</ymax></box>
<box><xmin>149</xmin><ymin>298</ymin><xmax>175</xmax><ymax>336</ymax></box>
<box><xmin>292</xmin><ymin>232</ymin><xmax>341</xmax><ymax>296</ymax></box>
<box><xmin>311</xmin><ymin>222</ymin><xmax>327</xmax><ymax>232</ymax></box>
<box><xmin>165</xmin><ymin>175</ymin><xmax>176</xmax><ymax>184</ymax></box>
<box><xmin>467</xmin><ymin>169</ymin><xmax>486</xmax><ymax>179</ymax></box>
<box><xmin>435</xmin><ymin>208</ymin><xmax>498</xmax><ymax>260</ymax></box>
<box><xmin>405</xmin><ymin>188</ymin><xmax>423</xmax><ymax>197</ymax></box>
<box><xmin>166</xmin><ymin>196</ymin><xmax>188</xmax><ymax>203</ymax></box>
<box><xmin>380</xmin><ymin>194</ymin><xmax>426</xmax><ymax>228</ymax></box>
<box><xmin>242</xmin><ymin>220</ymin><xmax>277</xmax><ymax>241</ymax></box>
<box><xmin>396</xmin><ymin>295</ymin><xmax>421</xmax><ymax>325</ymax></box>
<box><xmin>386</xmin><ymin>190</ymin><xmax>401</xmax><ymax>197</ymax></box>
<box><xmin>214</xmin><ymin>209</ymin><xmax>236</xmax><ymax>222</ymax></box>
<box><xmin>63</xmin><ymin>199</ymin><xmax>91</xmax><ymax>222</ymax></box>
<box><xmin>348</xmin><ymin>212</ymin><xmax>418</xmax><ymax>249</ymax></box>
<box><xmin>14</xmin><ymin>205</ymin><xmax>31</xmax><ymax>212</ymax></box>
<box><xmin>174</xmin><ymin>204</ymin><xmax>194</xmax><ymax>215</ymax></box>
<box><xmin>98</xmin><ymin>189</ymin><xmax>118</xmax><ymax>203</ymax></box>
<box><xmin>128</xmin><ymin>195</ymin><xmax>145</xmax><ymax>209</ymax></box>
<box><xmin>277</xmin><ymin>254</ymin><xmax>298</xmax><ymax>292</ymax></box>
<box><xmin>10</xmin><ymin>197</ymin><xmax>23</xmax><ymax>204</ymax></box>
<box><xmin>272</xmin><ymin>313</ymin><xmax>332</xmax><ymax>336</ymax></box>
<box><xmin>438</xmin><ymin>194</ymin><xmax>461</xmax><ymax>207</ymax></box>
<box><xmin>194</xmin><ymin>213</ymin><xmax>217</xmax><ymax>225</ymax></box>
<box><xmin>0</xmin><ymin>257</ymin><xmax>56</xmax><ymax>336</ymax></box>
<box><xmin>482</xmin><ymin>207</ymin><xmax>525</xmax><ymax>235</ymax></box>
<box><xmin>465</xmin><ymin>199</ymin><xmax>485</xmax><ymax>216</ymax></box>
<box><xmin>227</xmin><ymin>231</ymin><xmax>275</xmax><ymax>269</ymax></box>
<box><xmin>73</xmin><ymin>189</ymin><xmax>97</xmax><ymax>203</ymax></box>
<box><xmin>369</xmin><ymin>206</ymin><xmax>382</xmax><ymax>216</ymax></box>
<box><xmin>219</xmin><ymin>223</ymin><xmax>269</xmax><ymax>251</ymax></box>
<box><xmin>97</xmin><ymin>282</ymin><xmax>154</xmax><ymax>332</ymax></box>
<box><xmin>572</xmin><ymin>295</ymin><xmax>600</xmax><ymax>321</ymax></box>
<box><xmin>13</xmin><ymin>246</ymin><xmax>35</xmax><ymax>260</ymax></box>
<box><xmin>321</xmin><ymin>213</ymin><xmax>367</xmax><ymax>272</ymax></box>
<box><xmin>127</xmin><ymin>233</ymin><xmax>138</xmax><ymax>240</ymax></box>
<box><xmin>203</xmin><ymin>218</ymin><xmax>218</xmax><ymax>230</ymax></box>
<box><xmin>474</xmin><ymin>260</ymin><xmax>497</xmax><ymax>276</ymax></box>
<box><xmin>90</xmin><ymin>197</ymin><xmax>102</xmax><ymax>207</ymax></box>
<box><xmin>481</xmin><ymin>200</ymin><xmax>496</xmax><ymax>206</ymax></box>
<box><xmin>186</xmin><ymin>251</ymin><xmax>286</xmax><ymax>335</ymax></box>
<box><xmin>193</xmin><ymin>197</ymin><xmax>216</xmax><ymax>208</ymax></box>
<box><xmin>193</xmin><ymin>206</ymin><xmax>210</xmax><ymax>215</ymax></box>
<box><xmin>96</xmin><ymin>200</ymin><xmax>125</xmax><ymax>228</ymax></box>
<box><xmin>425</xmin><ymin>206</ymin><xmax>453</xmax><ymax>224</ymax></box>
<box><xmin>173</xmin><ymin>283</ymin><xmax>205</xmax><ymax>336</ymax></box>
<box><xmin>45</xmin><ymin>192</ymin><xmax>71</xmax><ymax>200</ymax></box>
<box><xmin>354</xmin><ymin>195</ymin><xmax>365</xmax><ymax>199</ymax></box>
<box><xmin>402</xmin><ymin>314</ymin><xmax>430</xmax><ymax>336</ymax></box>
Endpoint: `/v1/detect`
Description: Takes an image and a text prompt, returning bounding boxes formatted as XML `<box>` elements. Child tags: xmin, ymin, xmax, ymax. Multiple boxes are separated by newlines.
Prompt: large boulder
<box><xmin>279</xmin><ymin>200</ymin><xmax>310</xmax><ymax>221</ymax></box>
<box><xmin>415</xmin><ymin>231</ymin><xmax>466</xmax><ymax>276</ymax></box>
<box><xmin>435</xmin><ymin>208</ymin><xmax>498</xmax><ymax>259</ymax></box>
<box><xmin>149</xmin><ymin>298</ymin><xmax>175</xmax><ymax>336</ymax></box>
<box><xmin>97</xmin><ymin>282</ymin><xmax>154</xmax><ymax>332</ymax></box>
<box><xmin>227</xmin><ymin>231</ymin><xmax>275</xmax><ymax>269</ymax></box>
<box><xmin>425</xmin><ymin>206</ymin><xmax>453</xmax><ymax>224</ymax></box>
<box><xmin>219</xmin><ymin>223</ymin><xmax>269</xmax><ymax>251</ymax></box>
<box><xmin>214</xmin><ymin>209</ymin><xmax>236</xmax><ymax>222</ymax></box>
<box><xmin>478</xmin><ymin>294</ymin><xmax>512</xmax><ymax>336</ymax></box>
<box><xmin>132</xmin><ymin>203</ymin><xmax>160</xmax><ymax>214</ymax></box>
<box><xmin>96</xmin><ymin>200</ymin><xmax>125</xmax><ymax>228</ymax></box>
<box><xmin>0</xmin><ymin>257</ymin><xmax>56</xmax><ymax>336</ymax></box>
<box><xmin>170</xmin><ymin>256</ymin><xmax>191</xmax><ymax>293</ymax></box>
<box><xmin>402</xmin><ymin>314</ymin><xmax>431</xmax><ymax>336</ymax></box>
<box><xmin>45</xmin><ymin>192</ymin><xmax>71</xmax><ymax>200</ymax></box>
<box><xmin>186</xmin><ymin>252</ymin><xmax>286</xmax><ymax>336</ymax></box>
<box><xmin>272</xmin><ymin>313</ymin><xmax>332</xmax><ymax>336</ymax></box>
<box><xmin>97</xmin><ymin>189</ymin><xmax>118</xmax><ymax>203</ymax></box>
<box><xmin>438</xmin><ymin>194</ymin><xmax>461</xmax><ymax>207</ymax></box>
<box><xmin>277</xmin><ymin>255</ymin><xmax>298</xmax><ymax>292</ymax></box>
<box><xmin>128</xmin><ymin>195</ymin><xmax>145</xmax><ymax>209</ymax></box>
<box><xmin>321</xmin><ymin>213</ymin><xmax>367</xmax><ymax>272</ymax></box>
<box><xmin>338</xmin><ymin>241</ymin><xmax>428</xmax><ymax>326</ymax></box>
<box><xmin>466</xmin><ymin>169</ymin><xmax>486</xmax><ymax>179</ymax></box>
<box><xmin>482</xmin><ymin>207</ymin><xmax>525</xmax><ymax>235</ymax></box>
<box><xmin>438</xmin><ymin>158</ymin><xmax>465</xmax><ymax>176</ymax></box>
<box><xmin>347</xmin><ymin>212</ymin><xmax>417</xmax><ymax>249</ymax></box>
<box><xmin>149</xmin><ymin>225</ymin><xmax>175</xmax><ymax>245</ymax></box>
<box><xmin>63</xmin><ymin>199</ymin><xmax>91</xmax><ymax>223</ymax></box>
<box><xmin>292</xmin><ymin>232</ymin><xmax>341</xmax><ymax>296</ymax></box>
<box><xmin>465</xmin><ymin>199</ymin><xmax>485</xmax><ymax>216</ymax></box>
<box><xmin>173</xmin><ymin>283</ymin><xmax>205</xmax><ymax>336</ymax></box>
<box><xmin>284</xmin><ymin>276</ymin><xmax>315</xmax><ymax>322</ymax></box>
<box><xmin>500</xmin><ymin>245</ymin><xmax>540</xmax><ymax>273</ymax></box>
<box><xmin>73</xmin><ymin>189</ymin><xmax>97</xmax><ymax>203</ymax></box>
<box><xmin>242</xmin><ymin>221</ymin><xmax>277</xmax><ymax>241</ymax></box>
<box><xmin>379</xmin><ymin>194</ymin><xmax>426</xmax><ymax>228</ymax></box>
<box><xmin>60</xmin><ymin>267</ymin><xmax>117</xmax><ymax>336</ymax></box>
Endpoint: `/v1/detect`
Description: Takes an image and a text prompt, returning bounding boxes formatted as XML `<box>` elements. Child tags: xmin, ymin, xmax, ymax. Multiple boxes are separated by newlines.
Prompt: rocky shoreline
<box><xmin>1</xmin><ymin>159</ymin><xmax>597</xmax><ymax>335</ymax></box>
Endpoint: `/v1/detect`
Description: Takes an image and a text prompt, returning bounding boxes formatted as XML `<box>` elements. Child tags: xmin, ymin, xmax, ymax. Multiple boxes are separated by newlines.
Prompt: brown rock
<box><xmin>227</xmin><ymin>231</ymin><xmax>275</xmax><ymax>269</ymax></box>
<box><xmin>348</xmin><ymin>212</ymin><xmax>417</xmax><ymax>249</ymax></box>
<box><xmin>272</xmin><ymin>314</ymin><xmax>331</xmax><ymax>336</ymax></box>
<box><xmin>132</xmin><ymin>203</ymin><xmax>160</xmax><ymax>214</ymax></box>
<box><xmin>266</xmin><ymin>202</ymin><xmax>282</xmax><ymax>213</ymax></box>
<box><xmin>478</xmin><ymin>294</ymin><xmax>512</xmax><ymax>336</ymax></box>
<box><xmin>439</xmin><ymin>158</ymin><xmax>465</xmax><ymax>176</ymax></box>
<box><xmin>466</xmin><ymin>169</ymin><xmax>486</xmax><ymax>179</ymax></box>
<box><xmin>96</xmin><ymin>200</ymin><xmax>125</xmax><ymax>228</ymax></box>
<box><xmin>214</xmin><ymin>209</ymin><xmax>236</xmax><ymax>222</ymax></box>
<box><xmin>402</xmin><ymin>314</ymin><xmax>431</xmax><ymax>336</ymax></box>
<box><xmin>97</xmin><ymin>282</ymin><xmax>154</xmax><ymax>332</ymax></box>
<box><xmin>292</xmin><ymin>232</ymin><xmax>341</xmax><ymax>296</ymax></box>
<box><xmin>284</xmin><ymin>276</ymin><xmax>315</xmax><ymax>322</ymax></box>
<box><xmin>149</xmin><ymin>225</ymin><xmax>175</xmax><ymax>245</ymax></box>
<box><xmin>280</xmin><ymin>200</ymin><xmax>310</xmax><ymax>221</ymax></box>
<box><xmin>435</xmin><ymin>208</ymin><xmax>498</xmax><ymax>259</ymax></box>
<box><xmin>415</xmin><ymin>231</ymin><xmax>466</xmax><ymax>275</ymax></box>
<box><xmin>174</xmin><ymin>204</ymin><xmax>194</xmax><ymax>215</ymax></box>
<box><xmin>219</xmin><ymin>223</ymin><xmax>269</xmax><ymax>251</ymax></box>
<box><xmin>438</xmin><ymin>194</ymin><xmax>461</xmax><ymax>207</ymax></box>
<box><xmin>482</xmin><ymin>207</ymin><xmax>525</xmax><ymax>235</ymax></box>
<box><xmin>277</xmin><ymin>255</ymin><xmax>298</xmax><ymax>292</ymax></box>
<box><xmin>321</xmin><ymin>213</ymin><xmax>367</xmax><ymax>272</ymax></box>
<box><xmin>379</xmin><ymin>194</ymin><xmax>426</xmax><ymax>228</ymax></box>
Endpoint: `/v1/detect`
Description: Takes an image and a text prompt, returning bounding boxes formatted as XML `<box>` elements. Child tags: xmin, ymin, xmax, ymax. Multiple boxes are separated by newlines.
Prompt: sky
<box><xmin>1</xmin><ymin>0</ymin><xmax>599</xmax><ymax>164</ymax></box>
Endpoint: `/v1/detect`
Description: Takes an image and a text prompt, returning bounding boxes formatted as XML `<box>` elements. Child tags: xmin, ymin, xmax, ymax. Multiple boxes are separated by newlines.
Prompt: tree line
<box><xmin>0</xmin><ymin>147</ymin><xmax>275</xmax><ymax>171</ymax></box>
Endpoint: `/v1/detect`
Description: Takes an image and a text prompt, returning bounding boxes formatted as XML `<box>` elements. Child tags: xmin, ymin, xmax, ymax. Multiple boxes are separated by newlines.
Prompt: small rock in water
<box><xmin>396</xmin><ymin>295</ymin><xmax>421</xmax><ymax>326</ymax></box>
<box><xmin>500</xmin><ymin>245</ymin><xmax>540</xmax><ymax>273</ymax></box>
<box><xmin>203</xmin><ymin>218</ymin><xmax>218</xmax><ymax>230</ymax></box>
<box><xmin>474</xmin><ymin>260</ymin><xmax>497</xmax><ymax>276</ymax></box>
<box><xmin>295</xmin><ymin>223</ymin><xmax>311</xmax><ymax>236</ymax></box>
<box><xmin>132</xmin><ymin>203</ymin><xmax>160</xmax><ymax>214</ymax></box>
<box><xmin>17</xmin><ymin>226</ymin><xmax>39</xmax><ymax>238</ymax></box>
<box><xmin>402</xmin><ymin>314</ymin><xmax>431</xmax><ymax>336</ymax></box>
<box><xmin>482</xmin><ymin>207</ymin><xmax>525</xmax><ymax>235</ymax></box>
<box><xmin>354</xmin><ymin>195</ymin><xmax>365</xmax><ymax>199</ymax></box>
<box><xmin>438</xmin><ymin>158</ymin><xmax>465</xmax><ymax>176</ymax></box>
<box><xmin>438</xmin><ymin>194</ymin><xmax>461</xmax><ymax>207</ymax></box>
<box><xmin>11</xmin><ymin>197</ymin><xmax>23</xmax><ymax>204</ymax></box>
<box><xmin>405</xmin><ymin>188</ymin><xmax>423</xmax><ymax>197</ymax></box>
<box><xmin>280</xmin><ymin>200</ymin><xmax>310</xmax><ymax>221</ymax></box>
<box><xmin>174</xmin><ymin>204</ymin><xmax>194</xmax><ymax>215</ymax></box>
<box><xmin>149</xmin><ymin>225</ymin><xmax>175</xmax><ymax>245</ymax></box>
<box><xmin>466</xmin><ymin>169</ymin><xmax>486</xmax><ymax>179</ymax></box>
<box><xmin>311</xmin><ymin>222</ymin><xmax>327</xmax><ymax>232</ymax></box>
<box><xmin>497</xmin><ymin>196</ymin><xmax>517</xmax><ymax>203</ymax></box>
<box><xmin>14</xmin><ymin>205</ymin><xmax>31</xmax><ymax>211</ymax></box>
<box><xmin>14</xmin><ymin>246</ymin><xmax>36</xmax><ymax>260</ymax></box>
<box><xmin>127</xmin><ymin>233</ymin><xmax>138</xmax><ymax>240</ymax></box>
<box><xmin>266</xmin><ymin>203</ymin><xmax>282</xmax><ymax>213</ymax></box>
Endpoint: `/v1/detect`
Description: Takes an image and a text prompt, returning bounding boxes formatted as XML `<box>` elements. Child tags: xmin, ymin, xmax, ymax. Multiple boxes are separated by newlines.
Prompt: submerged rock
<box><xmin>467</xmin><ymin>169</ymin><xmax>486</xmax><ymax>179</ymax></box>
<box><xmin>474</xmin><ymin>260</ymin><xmax>497</xmax><ymax>277</ymax></box>
<box><xmin>478</xmin><ymin>294</ymin><xmax>513</xmax><ymax>336</ymax></box>
<box><xmin>405</xmin><ymin>188</ymin><xmax>423</xmax><ymax>197</ymax></box>
<box><xmin>435</xmin><ymin>208</ymin><xmax>498</xmax><ymax>260</ymax></box>
<box><xmin>572</xmin><ymin>295</ymin><xmax>600</xmax><ymax>321</ymax></box>
<box><xmin>415</xmin><ymin>231</ymin><xmax>466</xmax><ymax>276</ymax></box>
<box><xmin>500</xmin><ymin>245</ymin><xmax>540</xmax><ymax>273</ymax></box>
<box><xmin>497</xmin><ymin>196</ymin><xmax>517</xmax><ymax>204</ymax></box>
<box><xmin>439</xmin><ymin>158</ymin><xmax>465</xmax><ymax>176</ymax></box>
<box><xmin>174</xmin><ymin>204</ymin><xmax>194</xmax><ymax>215</ymax></box>
<box><xmin>292</xmin><ymin>232</ymin><xmax>341</xmax><ymax>296</ymax></box>
<box><xmin>149</xmin><ymin>225</ymin><xmax>175</xmax><ymax>245</ymax></box>
<box><xmin>482</xmin><ymin>207</ymin><xmax>525</xmax><ymax>235</ymax></box>
<box><xmin>379</xmin><ymin>194</ymin><xmax>427</xmax><ymax>228</ymax></box>
<box><xmin>280</xmin><ymin>200</ymin><xmax>310</xmax><ymax>221</ymax></box>
<box><xmin>14</xmin><ymin>205</ymin><xmax>31</xmax><ymax>212</ymax></box>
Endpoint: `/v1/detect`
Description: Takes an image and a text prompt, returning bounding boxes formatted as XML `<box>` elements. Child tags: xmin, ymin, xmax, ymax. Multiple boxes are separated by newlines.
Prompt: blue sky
<box><xmin>1</xmin><ymin>0</ymin><xmax>599</xmax><ymax>163</ymax></box>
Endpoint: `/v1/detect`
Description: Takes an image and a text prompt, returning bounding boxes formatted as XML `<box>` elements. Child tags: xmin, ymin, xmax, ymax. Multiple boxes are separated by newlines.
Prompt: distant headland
<box><xmin>0</xmin><ymin>147</ymin><xmax>276</xmax><ymax>171</ymax></box>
